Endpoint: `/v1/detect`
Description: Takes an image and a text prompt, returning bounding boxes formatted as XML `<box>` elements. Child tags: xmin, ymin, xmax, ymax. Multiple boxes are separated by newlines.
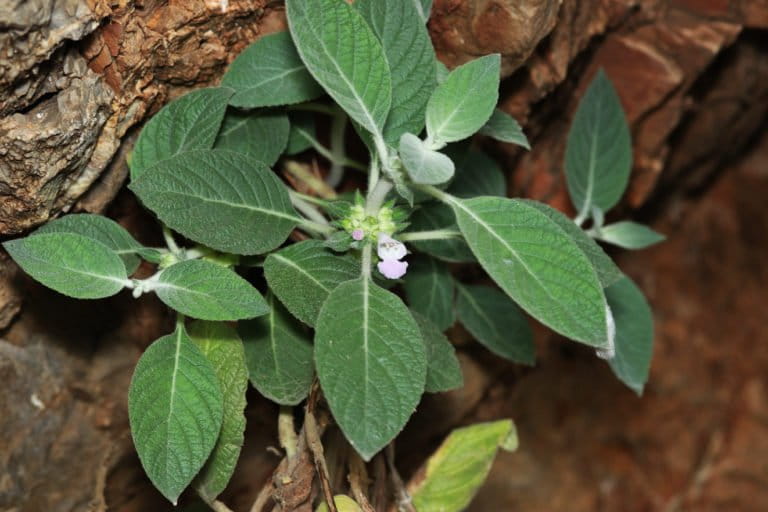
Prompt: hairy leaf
<box><xmin>597</xmin><ymin>221</ymin><xmax>665</xmax><ymax>250</ymax></box>
<box><xmin>447</xmin><ymin>145</ymin><xmax>506</xmax><ymax>198</ymax></box>
<box><xmin>413</xmin><ymin>313</ymin><xmax>463</xmax><ymax>393</ymax></box>
<box><xmin>286</xmin><ymin>112</ymin><xmax>317</xmax><ymax>155</ymax></box>
<box><xmin>399</xmin><ymin>133</ymin><xmax>455</xmax><ymax>185</ymax></box>
<box><xmin>479</xmin><ymin>109</ymin><xmax>530</xmax><ymax>149</ymax></box>
<box><xmin>403</xmin><ymin>257</ymin><xmax>455</xmax><ymax>331</ymax></box>
<box><xmin>215</xmin><ymin>109</ymin><xmax>290</xmax><ymax>166</ymax></box>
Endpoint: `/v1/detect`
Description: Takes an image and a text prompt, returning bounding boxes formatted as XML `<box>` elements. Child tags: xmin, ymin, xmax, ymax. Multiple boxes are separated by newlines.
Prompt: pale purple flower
<box><xmin>377</xmin><ymin>233</ymin><xmax>407</xmax><ymax>261</ymax></box>
<box><xmin>377</xmin><ymin>259</ymin><xmax>409</xmax><ymax>279</ymax></box>
<box><xmin>352</xmin><ymin>229</ymin><xmax>365</xmax><ymax>241</ymax></box>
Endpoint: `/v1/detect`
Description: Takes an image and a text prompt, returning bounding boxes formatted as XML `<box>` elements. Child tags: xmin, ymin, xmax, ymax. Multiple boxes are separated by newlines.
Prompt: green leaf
<box><xmin>446</xmin><ymin>145</ymin><xmax>506</xmax><ymax>198</ymax></box>
<box><xmin>409</xmin><ymin>202</ymin><xmax>475</xmax><ymax>263</ymax></box>
<box><xmin>399</xmin><ymin>133</ymin><xmax>455</xmax><ymax>185</ymax></box>
<box><xmin>605</xmin><ymin>276</ymin><xmax>654</xmax><ymax>394</ymax></box>
<box><xmin>450</xmin><ymin>196</ymin><xmax>609</xmax><ymax>347</ymax></box>
<box><xmin>413</xmin><ymin>313</ymin><xmax>463</xmax><ymax>393</ymax></box>
<box><xmin>222</xmin><ymin>31</ymin><xmax>323</xmax><ymax>109</ymax></box>
<box><xmin>286</xmin><ymin>0</ymin><xmax>392</xmax><ymax>138</ymax></box>
<box><xmin>520</xmin><ymin>200</ymin><xmax>623</xmax><ymax>287</ymax></box>
<box><xmin>155</xmin><ymin>260</ymin><xmax>268</xmax><ymax>321</ymax></box>
<box><xmin>129</xmin><ymin>149</ymin><xmax>299</xmax><ymax>255</ymax></box>
<box><xmin>417</xmin><ymin>0</ymin><xmax>434</xmax><ymax>22</ymax></box>
<box><xmin>131</xmin><ymin>87</ymin><xmax>233</xmax><ymax>179</ymax></box>
<box><xmin>128</xmin><ymin>326</ymin><xmax>223</xmax><ymax>504</ymax></box>
<box><xmin>4</xmin><ymin>232</ymin><xmax>127</xmax><ymax>299</ymax></box>
<box><xmin>356</xmin><ymin>0</ymin><xmax>437</xmax><ymax>144</ymax></box>
<box><xmin>285</xmin><ymin>112</ymin><xmax>316</xmax><ymax>155</ymax></box>
<box><xmin>35</xmin><ymin>213</ymin><xmax>145</xmax><ymax>274</ymax></box>
<box><xmin>479</xmin><ymin>109</ymin><xmax>530</xmax><ymax>149</ymax></box>
<box><xmin>435</xmin><ymin>60</ymin><xmax>450</xmax><ymax>84</ymax></box>
<box><xmin>455</xmin><ymin>284</ymin><xmax>534</xmax><ymax>364</ymax></box>
<box><xmin>215</xmin><ymin>108</ymin><xmax>290</xmax><ymax>166</ymax></box>
<box><xmin>315</xmin><ymin>277</ymin><xmax>426</xmax><ymax>460</ymax></box>
<box><xmin>425</xmin><ymin>54</ymin><xmax>500</xmax><ymax>147</ymax></box>
<box><xmin>403</xmin><ymin>257</ymin><xmax>455</xmax><ymax>331</ymax></box>
<box><xmin>565</xmin><ymin>69</ymin><xmax>632</xmax><ymax>215</ymax></box>
<box><xmin>239</xmin><ymin>295</ymin><xmax>314</xmax><ymax>405</ymax></box>
<box><xmin>409</xmin><ymin>420</ymin><xmax>518</xmax><ymax>512</ymax></box>
<box><xmin>597</xmin><ymin>221</ymin><xmax>665</xmax><ymax>250</ymax></box>
<box><xmin>264</xmin><ymin>240</ymin><xmax>359</xmax><ymax>326</ymax></box>
<box><xmin>187</xmin><ymin>321</ymin><xmax>248</xmax><ymax>502</ymax></box>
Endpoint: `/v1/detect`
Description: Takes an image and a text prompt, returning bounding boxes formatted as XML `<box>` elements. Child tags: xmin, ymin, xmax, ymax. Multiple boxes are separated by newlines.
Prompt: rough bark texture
<box><xmin>1</xmin><ymin>0</ymin><xmax>767</xmax><ymax>511</ymax></box>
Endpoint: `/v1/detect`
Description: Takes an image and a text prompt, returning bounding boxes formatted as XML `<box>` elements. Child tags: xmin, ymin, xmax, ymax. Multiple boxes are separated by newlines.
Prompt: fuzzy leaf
<box><xmin>187</xmin><ymin>321</ymin><xmax>248</xmax><ymax>502</ymax></box>
<box><xmin>413</xmin><ymin>313</ymin><xmax>463</xmax><ymax>393</ymax></box>
<box><xmin>403</xmin><ymin>257</ymin><xmax>455</xmax><ymax>331</ymax></box>
<box><xmin>456</xmin><ymin>284</ymin><xmax>534</xmax><ymax>364</ymax></box>
<box><xmin>128</xmin><ymin>327</ymin><xmax>223</xmax><ymax>504</ymax></box>
<box><xmin>597</xmin><ymin>221</ymin><xmax>665</xmax><ymax>250</ymax></box>
<box><xmin>222</xmin><ymin>31</ymin><xmax>323</xmax><ymax>109</ymax></box>
<box><xmin>4</xmin><ymin>232</ymin><xmax>127</xmax><ymax>299</ymax></box>
<box><xmin>240</xmin><ymin>295</ymin><xmax>314</xmax><ymax>405</ymax></box>
<box><xmin>315</xmin><ymin>277</ymin><xmax>426</xmax><ymax>460</ymax></box>
<box><xmin>129</xmin><ymin>149</ymin><xmax>299</xmax><ymax>255</ymax></box>
<box><xmin>286</xmin><ymin>112</ymin><xmax>317</xmax><ymax>155</ymax></box>
<box><xmin>446</xmin><ymin>145</ymin><xmax>506</xmax><ymax>198</ymax></box>
<box><xmin>399</xmin><ymin>133</ymin><xmax>455</xmax><ymax>185</ymax></box>
<box><xmin>264</xmin><ymin>240</ymin><xmax>359</xmax><ymax>326</ymax></box>
<box><xmin>131</xmin><ymin>87</ymin><xmax>233</xmax><ymax>179</ymax></box>
<box><xmin>479</xmin><ymin>109</ymin><xmax>530</xmax><ymax>149</ymax></box>
<box><xmin>155</xmin><ymin>260</ymin><xmax>268</xmax><ymax>321</ymax></box>
<box><xmin>215</xmin><ymin>109</ymin><xmax>290</xmax><ymax>166</ymax></box>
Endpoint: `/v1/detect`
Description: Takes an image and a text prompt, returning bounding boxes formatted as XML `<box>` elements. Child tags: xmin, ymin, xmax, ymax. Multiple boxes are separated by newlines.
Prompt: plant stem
<box><xmin>365</xmin><ymin>179</ymin><xmax>393</xmax><ymax>215</ymax></box>
<box><xmin>278</xmin><ymin>406</ymin><xmax>298</xmax><ymax>459</ymax></box>
<box><xmin>162</xmin><ymin>225</ymin><xmax>181</xmax><ymax>255</ymax></box>
<box><xmin>361</xmin><ymin>243</ymin><xmax>372</xmax><ymax>279</ymax></box>
<box><xmin>385</xmin><ymin>443</ymin><xmax>416</xmax><ymax>512</ymax></box>
<box><xmin>209</xmin><ymin>500</ymin><xmax>235</xmax><ymax>512</ymax></box>
<box><xmin>305</xmin><ymin>409</ymin><xmax>337</xmax><ymax>512</ymax></box>
<box><xmin>289</xmin><ymin>190</ymin><xmax>330</xmax><ymax>229</ymax></box>
<box><xmin>327</xmin><ymin>111</ymin><xmax>349</xmax><ymax>187</ymax></box>
<box><xmin>284</xmin><ymin>160</ymin><xmax>338</xmax><ymax>199</ymax></box>
<box><xmin>399</xmin><ymin>229</ymin><xmax>462</xmax><ymax>242</ymax></box>
<box><xmin>416</xmin><ymin>184</ymin><xmax>455</xmax><ymax>205</ymax></box>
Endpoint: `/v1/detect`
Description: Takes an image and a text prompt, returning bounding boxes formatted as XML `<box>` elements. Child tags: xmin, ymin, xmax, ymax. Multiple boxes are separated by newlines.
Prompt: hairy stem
<box><xmin>327</xmin><ymin>111</ymin><xmax>348</xmax><ymax>187</ymax></box>
<box><xmin>278</xmin><ymin>406</ymin><xmax>298</xmax><ymax>459</ymax></box>
<box><xmin>399</xmin><ymin>229</ymin><xmax>462</xmax><ymax>242</ymax></box>
<box><xmin>289</xmin><ymin>190</ymin><xmax>330</xmax><ymax>229</ymax></box>
<box><xmin>162</xmin><ymin>225</ymin><xmax>181</xmax><ymax>255</ymax></box>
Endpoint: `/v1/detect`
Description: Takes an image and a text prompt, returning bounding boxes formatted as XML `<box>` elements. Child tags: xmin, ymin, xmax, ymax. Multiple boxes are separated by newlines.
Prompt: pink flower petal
<box><xmin>352</xmin><ymin>229</ymin><xmax>365</xmax><ymax>241</ymax></box>
<box><xmin>377</xmin><ymin>233</ymin><xmax>407</xmax><ymax>261</ymax></box>
<box><xmin>377</xmin><ymin>258</ymin><xmax>408</xmax><ymax>279</ymax></box>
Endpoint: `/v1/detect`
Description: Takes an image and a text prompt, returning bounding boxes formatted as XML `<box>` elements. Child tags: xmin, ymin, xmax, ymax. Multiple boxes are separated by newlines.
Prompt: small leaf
<box><xmin>129</xmin><ymin>149</ymin><xmax>299</xmax><ymax>255</ymax></box>
<box><xmin>35</xmin><ymin>213</ymin><xmax>145</xmax><ymax>274</ymax></box>
<box><xmin>155</xmin><ymin>260</ymin><xmax>268</xmax><ymax>321</ymax></box>
<box><xmin>520</xmin><ymin>200</ymin><xmax>623</xmax><ymax>287</ymax></box>
<box><xmin>239</xmin><ymin>295</ymin><xmax>314</xmax><ymax>405</ymax></box>
<box><xmin>286</xmin><ymin>0</ymin><xmax>392</xmax><ymax>138</ymax></box>
<box><xmin>409</xmin><ymin>420</ymin><xmax>518</xmax><ymax>512</ymax></box>
<box><xmin>356</xmin><ymin>0</ymin><xmax>437</xmax><ymax>144</ymax></box>
<box><xmin>456</xmin><ymin>284</ymin><xmax>534</xmax><ymax>364</ymax></box>
<box><xmin>409</xmin><ymin>202</ymin><xmax>475</xmax><ymax>263</ymax></box>
<box><xmin>315</xmin><ymin>277</ymin><xmax>426</xmax><ymax>460</ymax></box>
<box><xmin>128</xmin><ymin>326</ymin><xmax>223</xmax><ymax>504</ymax></box>
<box><xmin>425</xmin><ymin>54</ymin><xmax>500</xmax><ymax>146</ymax></box>
<box><xmin>413</xmin><ymin>313</ymin><xmax>463</xmax><ymax>393</ymax></box>
<box><xmin>479</xmin><ymin>109</ymin><xmax>530</xmax><ymax>149</ymax></box>
<box><xmin>131</xmin><ymin>87</ymin><xmax>233</xmax><ymax>179</ymax></box>
<box><xmin>187</xmin><ymin>321</ymin><xmax>248</xmax><ymax>502</ymax></box>
<box><xmin>403</xmin><ymin>257</ymin><xmax>455</xmax><ymax>331</ymax></box>
<box><xmin>446</xmin><ymin>145</ymin><xmax>506</xmax><ymax>198</ymax></box>
<box><xmin>565</xmin><ymin>69</ymin><xmax>632</xmax><ymax>215</ymax></box>
<box><xmin>605</xmin><ymin>276</ymin><xmax>654</xmax><ymax>394</ymax></box>
<box><xmin>4</xmin><ymin>232</ymin><xmax>127</xmax><ymax>299</ymax></box>
<box><xmin>285</xmin><ymin>112</ymin><xmax>317</xmax><ymax>155</ymax></box>
<box><xmin>264</xmin><ymin>240</ymin><xmax>359</xmax><ymax>326</ymax></box>
<box><xmin>215</xmin><ymin>108</ymin><xmax>290</xmax><ymax>166</ymax></box>
<box><xmin>222</xmin><ymin>31</ymin><xmax>323</xmax><ymax>109</ymax></box>
<box><xmin>597</xmin><ymin>221</ymin><xmax>665</xmax><ymax>250</ymax></box>
<box><xmin>450</xmin><ymin>196</ymin><xmax>609</xmax><ymax>347</ymax></box>
<box><xmin>399</xmin><ymin>133</ymin><xmax>455</xmax><ymax>185</ymax></box>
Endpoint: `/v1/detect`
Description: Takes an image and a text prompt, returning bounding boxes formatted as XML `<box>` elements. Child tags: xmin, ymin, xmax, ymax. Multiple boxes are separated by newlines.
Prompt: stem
<box><xmin>284</xmin><ymin>160</ymin><xmax>338</xmax><ymax>199</ymax></box>
<box><xmin>361</xmin><ymin>243</ymin><xmax>372</xmax><ymax>279</ymax></box>
<box><xmin>162</xmin><ymin>225</ymin><xmax>181</xmax><ymax>255</ymax></box>
<box><xmin>327</xmin><ymin>111</ymin><xmax>348</xmax><ymax>187</ymax></box>
<box><xmin>385</xmin><ymin>443</ymin><xmax>415</xmax><ymax>512</ymax></box>
<box><xmin>573</xmin><ymin>209</ymin><xmax>589</xmax><ymax>227</ymax></box>
<box><xmin>209</xmin><ymin>500</ymin><xmax>235</xmax><ymax>512</ymax></box>
<box><xmin>289</xmin><ymin>190</ymin><xmax>330</xmax><ymax>229</ymax></box>
<box><xmin>348</xmin><ymin>454</ymin><xmax>376</xmax><ymax>512</ymax></box>
<box><xmin>366</xmin><ymin>153</ymin><xmax>380</xmax><ymax>204</ymax></box>
<box><xmin>399</xmin><ymin>229</ymin><xmax>462</xmax><ymax>242</ymax></box>
<box><xmin>416</xmin><ymin>184</ymin><xmax>455</xmax><ymax>205</ymax></box>
<box><xmin>365</xmin><ymin>179</ymin><xmax>393</xmax><ymax>215</ymax></box>
<box><xmin>278</xmin><ymin>406</ymin><xmax>298</xmax><ymax>458</ymax></box>
<box><xmin>305</xmin><ymin>410</ymin><xmax>337</xmax><ymax>512</ymax></box>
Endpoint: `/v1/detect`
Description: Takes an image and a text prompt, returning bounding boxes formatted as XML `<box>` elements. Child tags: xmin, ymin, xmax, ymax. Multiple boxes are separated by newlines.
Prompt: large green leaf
<box><xmin>413</xmin><ymin>313</ymin><xmax>463</xmax><ymax>393</ymax></box>
<box><xmin>399</xmin><ymin>133</ymin><xmax>455</xmax><ymax>185</ymax></box>
<box><xmin>520</xmin><ymin>200</ymin><xmax>623</xmax><ymax>287</ymax></box>
<box><xmin>239</xmin><ymin>295</ymin><xmax>314</xmax><ymax>405</ymax></box>
<box><xmin>597</xmin><ymin>221</ymin><xmax>665</xmax><ymax>250</ymax></box>
<box><xmin>425</xmin><ymin>54</ymin><xmax>500</xmax><ymax>147</ymax></box>
<box><xmin>131</xmin><ymin>87</ymin><xmax>233</xmax><ymax>179</ymax></box>
<box><xmin>222</xmin><ymin>31</ymin><xmax>323</xmax><ymax>109</ymax></box>
<box><xmin>187</xmin><ymin>321</ymin><xmax>248</xmax><ymax>502</ymax></box>
<box><xmin>35</xmin><ymin>213</ymin><xmax>145</xmax><ymax>275</ymax></box>
<box><xmin>409</xmin><ymin>202</ymin><xmax>475</xmax><ymax>263</ymax></box>
<box><xmin>155</xmin><ymin>260</ymin><xmax>268</xmax><ymax>321</ymax></box>
<box><xmin>264</xmin><ymin>240</ymin><xmax>359</xmax><ymax>326</ymax></box>
<box><xmin>215</xmin><ymin>108</ymin><xmax>290</xmax><ymax>166</ymax></box>
<box><xmin>356</xmin><ymin>0</ymin><xmax>436</xmax><ymax>144</ymax></box>
<box><xmin>565</xmin><ymin>70</ymin><xmax>632</xmax><ymax>215</ymax></box>
<box><xmin>605</xmin><ymin>276</ymin><xmax>654</xmax><ymax>395</ymax></box>
<box><xmin>4</xmin><ymin>232</ymin><xmax>127</xmax><ymax>299</ymax></box>
<box><xmin>403</xmin><ymin>257</ymin><xmax>455</xmax><ymax>331</ymax></box>
<box><xmin>315</xmin><ymin>277</ymin><xmax>426</xmax><ymax>460</ymax></box>
<box><xmin>286</xmin><ymin>0</ymin><xmax>391</xmax><ymax>138</ymax></box>
<box><xmin>409</xmin><ymin>420</ymin><xmax>517</xmax><ymax>512</ymax></box>
<box><xmin>479</xmin><ymin>109</ymin><xmax>530</xmax><ymax>149</ymax></box>
<box><xmin>446</xmin><ymin>145</ymin><xmax>506</xmax><ymax>198</ymax></box>
<box><xmin>450</xmin><ymin>196</ymin><xmax>609</xmax><ymax>347</ymax></box>
<box><xmin>128</xmin><ymin>326</ymin><xmax>223</xmax><ymax>504</ymax></box>
<box><xmin>455</xmin><ymin>284</ymin><xmax>534</xmax><ymax>364</ymax></box>
<box><xmin>129</xmin><ymin>149</ymin><xmax>299</xmax><ymax>255</ymax></box>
